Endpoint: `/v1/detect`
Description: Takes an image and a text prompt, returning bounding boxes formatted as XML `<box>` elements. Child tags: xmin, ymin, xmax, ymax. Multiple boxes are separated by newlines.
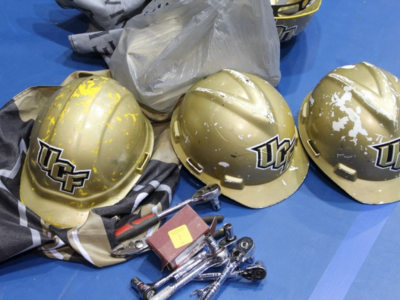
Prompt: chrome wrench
<box><xmin>199</xmin><ymin>237</ymin><xmax>255</xmax><ymax>300</ymax></box>
<box><xmin>114</xmin><ymin>184</ymin><xmax>221</xmax><ymax>242</ymax></box>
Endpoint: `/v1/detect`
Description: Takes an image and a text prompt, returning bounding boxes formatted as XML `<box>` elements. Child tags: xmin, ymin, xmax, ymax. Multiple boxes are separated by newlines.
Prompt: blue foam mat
<box><xmin>1</xmin><ymin>1</ymin><xmax>400</xmax><ymax>299</ymax></box>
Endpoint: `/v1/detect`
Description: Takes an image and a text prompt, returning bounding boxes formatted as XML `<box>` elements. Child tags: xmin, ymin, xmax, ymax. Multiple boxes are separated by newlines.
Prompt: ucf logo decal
<box><xmin>370</xmin><ymin>137</ymin><xmax>400</xmax><ymax>171</ymax></box>
<box><xmin>37</xmin><ymin>139</ymin><xmax>91</xmax><ymax>193</ymax></box>
<box><xmin>276</xmin><ymin>24</ymin><xmax>298</xmax><ymax>42</ymax></box>
<box><xmin>248</xmin><ymin>135</ymin><xmax>295</xmax><ymax>172</ymax></box>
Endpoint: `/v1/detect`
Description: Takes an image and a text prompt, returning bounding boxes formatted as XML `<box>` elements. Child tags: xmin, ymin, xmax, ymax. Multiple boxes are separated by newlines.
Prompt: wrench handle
<box><xmin>114</xmin><ymin>213</ymin><xmax>160</xmax><ymax>242</ymax></box>
<box><xmin>202</xmin><ymin>262</ymin><xmax>238</xmax><ymax>300</ymax></box>
<box><xmin>151</xmin><ymin>285</ymin><xmax>175</xmax><ymax>300</ymax></box>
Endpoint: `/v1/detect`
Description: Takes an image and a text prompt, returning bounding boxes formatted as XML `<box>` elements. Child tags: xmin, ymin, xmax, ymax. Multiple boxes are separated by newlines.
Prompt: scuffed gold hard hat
<box><xmin>171</xmin><ymin>69</ymin><xmax>309</xmax><ymax>208</ymax></box>
<box><xmin>271</xmin><ymin>0</ymin><xmax>322</xmax><ymax>42</ymax></box>
<box><xmin>298</xmin><ymin>62</ymin><xmax>400</xmax><ymax>204</ymax></box>
<box><xmin>20</xmin><ymin>76</ymin><xmax>154</xmax><ymax>227</ymax></box>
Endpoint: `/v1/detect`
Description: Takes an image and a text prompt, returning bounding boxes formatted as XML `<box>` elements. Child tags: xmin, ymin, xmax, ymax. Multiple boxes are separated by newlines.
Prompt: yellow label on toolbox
<box><xmin>168</xmin><ymin>225</ymin><xmax>193</xmax><ymax>249</ymax></box>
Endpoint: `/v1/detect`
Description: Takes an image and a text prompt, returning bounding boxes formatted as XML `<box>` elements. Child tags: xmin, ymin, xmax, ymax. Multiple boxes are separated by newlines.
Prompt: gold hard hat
<box><xmin>298</xmin><ymin>62</ymin><xmax>400</xmax><ymax>204</ymax></box>
<box><xmin>171</xmin><ymin>69</ymin><xmax>309</xmax><ymax>208</ymax></box>
<box><xmin>20</xmin><ymin>76</ymin><xmax>154</xmax><ymax>227</ymax></box>
<box><xmin>271</xmin><ymin>0</ymin><xmax>322</xmax><ymax>42</ymax></box>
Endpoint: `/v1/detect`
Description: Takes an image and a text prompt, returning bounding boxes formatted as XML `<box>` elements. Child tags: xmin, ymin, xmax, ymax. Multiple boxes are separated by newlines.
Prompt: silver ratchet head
<box><xmin>191</xmin><ymin>184</ymin><xmax>221</xmax><ymax>210</ymax></box>
<box><xmin>231</xmin><ymin>237</ymin><xmax>255</xmax><ymax>264</ymax></box>
<box><xmin>241</xmin><ymin>261</ymin><xmax>267</xmax><ymax>281</ymax></box>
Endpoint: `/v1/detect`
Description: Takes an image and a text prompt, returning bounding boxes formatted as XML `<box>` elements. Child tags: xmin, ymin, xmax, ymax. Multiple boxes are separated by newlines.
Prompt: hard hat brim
<box><xmin>172</xmin><ymin>126</ymin><xmax>309</xmax><ymax>208</ymax></box>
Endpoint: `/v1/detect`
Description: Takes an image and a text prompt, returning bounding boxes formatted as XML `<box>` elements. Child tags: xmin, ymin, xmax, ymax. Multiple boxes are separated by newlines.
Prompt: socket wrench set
<box><xmin>132</xmin><ymin>232</ymin><xmax>266</xmax><ymax>299</ymax></box>
<box><xmin>111</xmin><ymin>184</ymin><xmax>267</xmax><ymax>299</ymax></box>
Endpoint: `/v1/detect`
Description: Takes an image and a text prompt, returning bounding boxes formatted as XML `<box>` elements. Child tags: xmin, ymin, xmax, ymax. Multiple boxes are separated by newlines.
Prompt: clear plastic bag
<box><xmin>109</xmin><ymin>0</ymin><xmax>281</xmax><ymax>116</ymax></box>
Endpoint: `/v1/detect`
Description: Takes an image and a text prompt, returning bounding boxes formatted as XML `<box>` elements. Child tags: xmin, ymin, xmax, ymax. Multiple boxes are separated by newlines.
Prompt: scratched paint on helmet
<box><xmin>45</xmin><ymin>117</ymin><xmax>56</xmax><ymax>140</ymax></box>
<box><xmin>219</xmin><ymin>162</ymin><xmax>230</xmax><ymax>168</ymax></box>
<box><xmin>227</xmin><ymin>69</ymin><xmax>256</xmax><ymax>89</ymax></box>
<box><xmin>124</xmin><ymin>113</ymin><xmax>137</xmax><ymax>122</ymax></box>
<box><xmin>108</xmin><ymin>92</ymin><xmax>121</xmax><ymax>106</ymax></box>
<box><xmin>71</xmin><ymin>77</ymin><xmax>108</xmax><ymax>100</ymax></box>
<box><xmin>195</xmin><ymin>87</ymin><xmax>228</xmax><ymax>102</ymax></box>
<box><xmin>331</xmin><ymin>71</ymin><xmax>398</xmax><ymax>123</ymax></box>
<box><xmin>329</xmin><ymin>86</ymin><xmax>372</xmax><ymax>146</ymax></box>
<box><xmin>340</xmin><ymin>64</ymin><xmax>356</xmax><ymax>70</ymax></box>
<box><xmin>308</xmin><ymin>98</ymin><xmax>315</xmax><ymax>110</ymax></box>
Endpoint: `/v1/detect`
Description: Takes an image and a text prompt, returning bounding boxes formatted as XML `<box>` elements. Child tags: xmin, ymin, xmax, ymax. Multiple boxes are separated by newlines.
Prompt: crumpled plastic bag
<box><xmin>109</xmin><ymin>0</ymin><xmax>281</xmax><ymax>117</ymax></box>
